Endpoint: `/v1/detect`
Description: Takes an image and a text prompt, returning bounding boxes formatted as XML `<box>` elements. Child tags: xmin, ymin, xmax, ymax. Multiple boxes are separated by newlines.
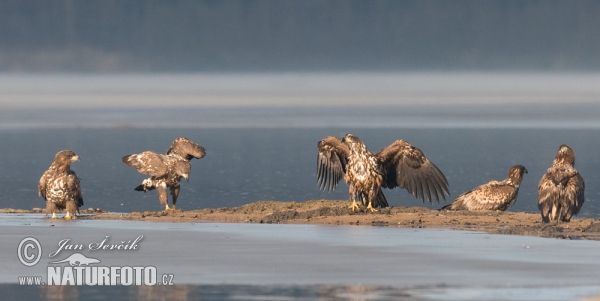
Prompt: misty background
<box><xmin>2</xmin><ymin>0</ymin><xmax>600</xmax><ymax>72</ymax></box>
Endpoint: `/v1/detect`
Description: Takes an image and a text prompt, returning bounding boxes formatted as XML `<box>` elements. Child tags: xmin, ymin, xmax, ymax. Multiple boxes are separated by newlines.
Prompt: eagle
<box><xmin>38</xmin><ymin>150</ymin><xmax>83</xmax><ymax>219</ymax></box>
<box><xmin>122</xmin><ymin>137</ymin><xmax>206</xmax><ymax>211</ymax></box>
<box><xmin>538</xmin><ymin>144</ymin><xmax>585</xmax><ymax>223</ymax></box>
<box><xmin>442</xmin><ymin>165</ymin><xmax>528</xmax><ymax>211</ymax></box>
<box><xmin>317</xmin><ymin>134</ymin><xmax>449</xmax><ymax>212</ymax></box>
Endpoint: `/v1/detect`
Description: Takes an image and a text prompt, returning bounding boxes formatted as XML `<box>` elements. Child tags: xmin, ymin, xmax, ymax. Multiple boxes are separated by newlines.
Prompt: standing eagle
<box><xmin>38</xmin><ymin>150</ymin><xmax>83</xmax><ymax>219</ymax></box>
<box><xmin>538</xmin><ymin>144</ymin><xmax>585</xmax><ymax>223</ymax></box>
<box><xmin>317</xmin><ymin>134</ymin><xmax>449</xmax><ymax>211</ymax></box>
<box><xmin>442</xmin><ymin>165</ymin><xmax>527</xmax><ymax>211</ymax></box>
<box><xmin>122</xmin><ymin>137</ymin><xmax>206</xmax><ymax>211</ymax></box>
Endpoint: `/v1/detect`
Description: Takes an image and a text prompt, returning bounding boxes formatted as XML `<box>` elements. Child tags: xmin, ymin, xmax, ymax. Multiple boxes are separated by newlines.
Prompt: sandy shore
<box><xmin>32</xmin><ymin>199</ymin><xmax>599</xmax><ymax>240</ymax></box>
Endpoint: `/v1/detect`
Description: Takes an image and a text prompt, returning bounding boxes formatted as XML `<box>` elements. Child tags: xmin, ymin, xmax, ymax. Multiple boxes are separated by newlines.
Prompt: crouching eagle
<box><xmin>122</xmin><ymin>137</ymin><xmax>205</xmax><ymax>211</ymax></box>
<box><xmin>442</xmin><ymin>165</ymin><xmax>527</xmax><ymax>211</ymax></box>
<box><xmin>538</xmin><ymin>144</ymin><xmax>585</xmax><ymax>223</ymax></box>
<box><xmin>317</xmin><ymin>134</ymin><xmax>449</xmax><ymax>211</ymax></box>
<box><xmin>38</xmin><ymin>150</ymin><xmax>83</xmax><ymax>219</ymax></box>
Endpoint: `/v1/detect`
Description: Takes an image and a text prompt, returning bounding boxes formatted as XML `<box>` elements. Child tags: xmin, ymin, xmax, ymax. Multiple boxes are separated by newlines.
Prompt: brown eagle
<box><xmin>38</xmin><ymin>150</ymin><xmax>83</xmax><ymax>219</ymax></box>
<box><xmin>317</xmin><ymin>134</ymin><xmax>449</xmax><ymax>211</ymax></box>
<box><xmin>442</xmin><ymin>165</ymin><xmax>527</xmax><ymax>211</ymax></box>
<box><xmin>122</xmin><ymin>137</ymin><xmax>206</xmax><ymax>211</ymax></box>
<box><xmin>538</xmin><ymin>144</ymin><xmax>585</xmax><ymax>223</ymax></box>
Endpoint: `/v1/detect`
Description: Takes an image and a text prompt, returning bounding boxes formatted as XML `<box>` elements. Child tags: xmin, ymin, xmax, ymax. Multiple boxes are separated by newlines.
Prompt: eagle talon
<box><xmin>348</xmin><ymin>201</ymin><xmax>360</xmax><ymax>211</ymax></box>
<box><xmin>366</xmin><ymin>204</ymin><xmax>378</xmax><ymax>213</ymax></box>
<box><xmin>51</xmin><ymin>212</ymin><xmax>57</xmax><ymax>219</ymax></box>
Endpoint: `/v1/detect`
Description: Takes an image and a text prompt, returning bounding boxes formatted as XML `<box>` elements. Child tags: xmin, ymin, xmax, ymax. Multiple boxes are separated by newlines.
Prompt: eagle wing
<box><xmin>166</xmin><ymin>137</ymin><xmax>206</xmax><ymax>160</ymax></box>
<box><xmin>64</xmin><ymin>172</ymin><xmax>84</xmax><ymax>207</ymax></box>
<box><xmin>377</xmin><ymin>139</ymin><xmax>449</xmax><ymax>203</ymax></box>
<box><xmin>567</xmin><ymin>173</ymin><xmax>585</xmax><ymax>216</ymax></box>
<box><xmin>38</xmin><ymin>170</ymin><xmax>50</xmax><ymax>200</ymax></box>
<box><xmin>445</xmin><ymin>181</ymin><xmax>517</xmax><ymax>211</ymax></box>
<box><xmin>122</xmin><ymin>151</ymin><xmax>169</xmax><ymax>177</ymax></box>
<box><xmin>317</xmin><ymin>136</ymin><xmax>350</xmax><ymax>191</ymax></box>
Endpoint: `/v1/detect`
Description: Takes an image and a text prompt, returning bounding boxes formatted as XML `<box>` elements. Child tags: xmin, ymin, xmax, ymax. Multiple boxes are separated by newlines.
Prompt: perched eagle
<box><xmin>317</xmin><ymin>134</ymin><xmax>449</xmax><ymax>211</ymax></box>
<box><xmin>38</xmin><ymin>150</ymin><xmax>83</xmax><ymax>219</ymax></box>
<box><xmin>122</xmin><ymin>137</ymin><xmax>206</xmax><ymax>211</ymax></box>
<box><xmin>442</xmin><ymin>165</ymin><xmax>528</xmax><ymax>211</ymax></box>
<box><xmin>538</xmin><ymin>144</ymin><xmax>585</xmax><ymax>223</ymax></box>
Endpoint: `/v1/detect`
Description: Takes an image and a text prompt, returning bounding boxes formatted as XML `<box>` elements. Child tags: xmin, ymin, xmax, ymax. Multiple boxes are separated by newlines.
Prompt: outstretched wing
<box><xmin>317</xmin><ymin>136</ymin><xmax>350</xmax><ymax>191</ymax></box>
<box><xmin>166</xmin><ymin>137</ymin><xmax>206</xmax><ymax>160</ymax></box>
<box><xmin>377</xmin><ymin>139</ymin><xmax>449</xmax><ymax>203</ymax></box>
<box><xmin>444</xmin><ymin>181</ymin><xmax>516</xmax><ymax>211</ymax></box>
<box><xmin>122</xmin><ymin>151</ymin><xmax>169</xmax><ymax>177</ymax></box>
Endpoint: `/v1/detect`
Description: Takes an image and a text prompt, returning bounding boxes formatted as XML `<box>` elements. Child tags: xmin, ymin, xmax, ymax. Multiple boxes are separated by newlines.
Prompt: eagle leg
<box><xmin>64</xmin><ymin>212</ymin><xmax>72</xmax><ymax>220</ymax></box>
<box><xmin>366</xmin><ymin>200</ymin><xmax>378</xmax><ymax>213</ymax></box>
<box><xmin>348</xmin><ymin>190</ymin><xmax>360</xmax><ymax>211</ymax></box>
<box><xmin>170</xmin><ymin>186</ymin><xmax>180</xmax><ymax>211</ymax></box>
<box><xmin>51</xmin><ymin>212</ymin><xmax>57</xmax><ymax>219</ymax></box>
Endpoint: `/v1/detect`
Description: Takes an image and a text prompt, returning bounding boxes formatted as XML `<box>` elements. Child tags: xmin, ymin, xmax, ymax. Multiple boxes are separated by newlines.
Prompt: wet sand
<box><xmin>62</xmin><ymin>200</ymin><xmax>600</xmax><ymax>240</ymax></box>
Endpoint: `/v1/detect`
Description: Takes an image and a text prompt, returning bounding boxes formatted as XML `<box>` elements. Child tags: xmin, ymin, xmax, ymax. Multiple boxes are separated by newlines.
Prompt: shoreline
<box><xmin>7</xmin><ymin>200</ymin><xmax>599</xmax><ymax>240</ymax></box>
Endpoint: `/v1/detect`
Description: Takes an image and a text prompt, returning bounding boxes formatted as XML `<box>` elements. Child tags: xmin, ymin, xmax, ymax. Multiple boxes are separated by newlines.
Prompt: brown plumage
<box><xmin>538</xmin><ymin>144</ymin><xmax>585</xmax><ymax>223</ymax></box>
<box><xmin>122</xmin><ymin>137</ymin><xmax>205</xmax><ymax>211</ymax></box>
<box><xmin>38</xmin><ymin>150</ymin><xmax>83</xmax><ymax>219</ymax></box>
<box><xmin>317</xmin><ymin>134</ymin><xmax>449</xmax><ymax>211</ymax></box>
<box><xmin>442</xmin><ymin>165</ymin><xmax>527</xmax><ymax>211</ymax></box>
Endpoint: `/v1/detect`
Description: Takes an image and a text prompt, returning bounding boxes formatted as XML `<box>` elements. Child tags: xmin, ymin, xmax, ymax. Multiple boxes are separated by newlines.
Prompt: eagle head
<box><xmin>508</xmin><ymin>165</ymin><xmax>528</xmax><ymax>182</ymax></box>
<box><xmin>55</xmin><ymin>150</ymin><xmax>80</xmax><ymax>164</ymax></box>
<box><xmin>342</xmin><ymin>134</ymin><xmax>368</xmax><ymax>154</ymax></box>
<box><xmin>342</xmin><ymin>134</ymin><xmax>360</xmax><ymax>144</ymax></box>
<box><xmin>174</xmin><ymin>160</ymin><xmax>191</xmax><ymax>182</ymax></box>
<box><xmin>553</xmin><ymin>144</ymin><xmax>575</xmax><ymax>166</ymax></box>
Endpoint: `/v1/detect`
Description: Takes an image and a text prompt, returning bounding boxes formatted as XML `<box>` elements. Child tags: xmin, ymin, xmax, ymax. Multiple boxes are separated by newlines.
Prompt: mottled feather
<box><xmin>538</xmin><ymin>145</ymin><xmax>584</xmax><ymax>222</ymax></box>
<box><xmin>316</xmin><ymin>134</ymin><xmax>448</xmax><ymax>210</ymax></box>
<box><xmin>38</xmin><ymin>150</ymin><xmax>83</xmax><ymax>219</ymax></box>
<box><xmin>166</xmin><ymin>137</ymin><xmax>206</xmax><ymax>160</ymax></box>
<box><xmin>123</xmin><ymin>137</ymin><xmax>204</xmax><ymax>210</ymax></box>
<box><xmin>443</xmin><ymin>165</ymin><xmax>527</xmax><ymax>211</ymax></box>
<box><xmin>378</xmin><ymin>140</ymin><xmax>449</xmax><ymax>203</ymax></box>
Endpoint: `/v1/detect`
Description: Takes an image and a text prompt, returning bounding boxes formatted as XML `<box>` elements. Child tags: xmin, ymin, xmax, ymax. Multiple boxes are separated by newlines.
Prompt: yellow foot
<box><xmin>366</xmin><ymin>205</ymin><xmax>379</xmax><ymax>213</ymax></box>
<box><xmin>348</xmin><ymin>201</ymin><xmax>360</xmax><ymax>211</ymax></box>
<box><xmin>172</xmin><ymin>205</ymin><xmax>177</xmax><ymax>210</ymax></box>
<box><xmin>51</xmin><ymin>212</ymin><xmax>57</xmax><ymax>219</ymax></box>
<box><xmin>64</xmin><ymin>212</ymin><xmax>72</xmax><ymax>220</ymax></box>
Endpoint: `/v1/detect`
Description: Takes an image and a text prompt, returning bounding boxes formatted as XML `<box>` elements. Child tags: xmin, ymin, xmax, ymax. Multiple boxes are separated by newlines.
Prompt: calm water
<box><xmin>2</xmin><ymin>127</ymin><xmax>599</xmax><ymax>217</ymax></box>
<box><xmin>1</xmin><ymin>73</ymin><xmax>599</xmax><ymax>218</ymax></box>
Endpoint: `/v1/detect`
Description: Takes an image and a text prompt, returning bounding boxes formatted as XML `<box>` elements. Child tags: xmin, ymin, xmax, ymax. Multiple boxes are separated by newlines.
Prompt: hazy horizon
<box><xmin>0</xmin><ymin>72</ymin><xmax>599</xmax><ymax>129</ymax></box>
<box><xmin>3</xmin><ymin>1</ymin><xmax>600</xmax><ymax>72</ymax></box>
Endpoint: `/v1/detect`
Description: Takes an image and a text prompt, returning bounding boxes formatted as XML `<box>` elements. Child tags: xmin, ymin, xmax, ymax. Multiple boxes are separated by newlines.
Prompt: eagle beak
<box><xmin>182</xmin><ymin>174</ymin><xmax>189</xmax><ymax>182</ymax></box>
<box><xmin>72</xmin><ymin>155</ymin><xmax>80</xmax><ymax>162</ymax></box>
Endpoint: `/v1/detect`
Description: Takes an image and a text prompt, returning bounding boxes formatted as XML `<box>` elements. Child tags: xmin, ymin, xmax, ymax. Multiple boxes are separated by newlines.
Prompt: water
<box><xmin>1</xmin><ymin>127</ymin><xmax>599</xmax><ymax>217</ymax></box>
<box><xmin>2</xmin><ymin>73</ymin><xmax>600</xmax><ymax>300</ymax></box>
<box><xmin>0</xmin><ymin>72</ymin><xmax>599</xmax><ymax>216</ymax></box>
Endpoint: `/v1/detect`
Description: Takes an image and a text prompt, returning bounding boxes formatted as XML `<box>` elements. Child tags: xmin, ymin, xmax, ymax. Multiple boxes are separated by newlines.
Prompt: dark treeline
<box><xmin>1</xmin><ymin>0</ymin><xmax>600</xmax><ymax>72</ymax></box>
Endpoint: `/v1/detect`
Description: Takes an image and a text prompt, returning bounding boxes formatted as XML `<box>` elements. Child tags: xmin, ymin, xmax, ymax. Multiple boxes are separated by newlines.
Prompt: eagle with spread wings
<box><xmin>122</xmin><ymin>137</ymin><xmax>205</xmax><ymax>211</ymax></box>
<box><xmin>38</xmin><ymin>150</ymin><xmax>83</xmax><ymax>219</ymax></box>
<box><xmin>317</xmin><ymin>134</ymin><xmax>449</xmax><ymax>211</ymax></box>
<box><xmin>538</xmin><ymin>144</ymin><xmax>585</xmax><ymax>223</ymax></box>
<box><xmin>442</xmin><ymin>165</ymin><xmax>527</xmax><ymax>211</ymax></box>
